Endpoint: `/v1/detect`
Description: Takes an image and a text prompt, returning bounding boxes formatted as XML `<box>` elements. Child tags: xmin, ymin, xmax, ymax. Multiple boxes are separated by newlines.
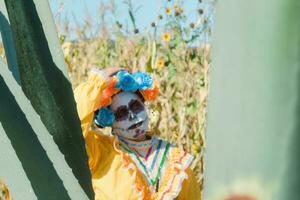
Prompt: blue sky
<box><xmin>49</xmin><ymin>0</ymin><xmax>213</xmax><ymax>39</ymax></box>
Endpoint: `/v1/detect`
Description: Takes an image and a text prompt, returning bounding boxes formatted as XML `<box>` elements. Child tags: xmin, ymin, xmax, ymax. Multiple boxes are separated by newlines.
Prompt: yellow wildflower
<box><xmin>161</xmin><ymin>32</ymin><xmax>171</xmax><ymax>42</ymax></box>
<box><xmin>165</xmin><ymin>8</ymin><xmax>172</xmax><ymax>16</ymax></box>
<box><xmin>156</xmin><ymin>58</ymin><xmax>165</xmax><ymax>70</ymax></box>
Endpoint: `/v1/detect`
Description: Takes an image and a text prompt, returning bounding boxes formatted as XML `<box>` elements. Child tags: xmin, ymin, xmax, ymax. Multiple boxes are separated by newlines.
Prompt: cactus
<box><xmin>0</xmin><ymin>0</ymin><xmax>93</xmax><ymax>199</ymax></box>
<box><xmin>205</xmin><ymin>0</ymin><xmax>300</xmax><ymax>199</ymax></box>
<box><xmin>0</xmin><ymin>1</ymin><xmax>19</xmax><ymax>84</ymax></box>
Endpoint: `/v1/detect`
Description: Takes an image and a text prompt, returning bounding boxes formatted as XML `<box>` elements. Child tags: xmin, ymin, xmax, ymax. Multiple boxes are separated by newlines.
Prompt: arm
<box><xmin>74</xmin><ymin>72</ymin><xmax>107</xmax><ymax>171</ymax></box>
<box><xmin>74</xmin><ymin>67</ymin><xmax>120</xmax><ymax>171</ymax></box>
<box><xmin>74</xmin><ymin>72</ymin><xmax>107</xmax><ymax>138</ymax></box>
<box><xmin>74</xmin><ymin>67</ymin><xmax>121</xmax><ymax>136</ymax></box>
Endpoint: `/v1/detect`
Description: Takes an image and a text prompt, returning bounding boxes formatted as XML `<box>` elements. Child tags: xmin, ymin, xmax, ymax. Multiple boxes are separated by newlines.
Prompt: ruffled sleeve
<box><xmin>74</xmin><ymin>71</ymin><xmax>108</xmax><ymax>171</ymax></box>
<box><xmin>154</xmin><ymin>145</ymin><xmax>202</xmax><ymax>200</ymax></box>
<box><xmin>176</xmin><ymin>168</ymin><xmax>202</xmax><ymax>200</ymax></box>
<box><xmin>74</xmin><ymin>73</ymin><xmax>107</xmax><ymax>137</ymax></box>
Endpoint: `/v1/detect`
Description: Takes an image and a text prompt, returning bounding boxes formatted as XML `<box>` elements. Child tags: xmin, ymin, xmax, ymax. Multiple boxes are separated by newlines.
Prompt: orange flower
<box><xmin>98</xmin><ymin>78</ymin><xmax>119</xmax><ymax>108</ymax></box>
<box><xmin>161</xmin><ymin>32</ymin><xmax>171</xmax><ymax>42</ymax></box>
<box><xmin>140</xmin><ymin>81</ymin><xmax>159</xmax><ymax>101</ymax></box>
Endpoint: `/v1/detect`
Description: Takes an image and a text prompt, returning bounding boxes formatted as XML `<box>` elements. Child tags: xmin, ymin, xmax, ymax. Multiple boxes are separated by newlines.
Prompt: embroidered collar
<box><xmin>118</xmin><ymin>136</ymin><xmax>170</xmax><ymax>192</ymax></box>
<box><xmin>111</xmin><ymin>134</ymin><xmax>194</xmax><ymax>200</ymax></box>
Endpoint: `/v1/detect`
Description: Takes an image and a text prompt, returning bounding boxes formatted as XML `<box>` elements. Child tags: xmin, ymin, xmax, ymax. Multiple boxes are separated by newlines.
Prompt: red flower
<box><xmin>98</xmin><ymin>78</ymin><xmax>120</xmax><ymax>108</ymax></box>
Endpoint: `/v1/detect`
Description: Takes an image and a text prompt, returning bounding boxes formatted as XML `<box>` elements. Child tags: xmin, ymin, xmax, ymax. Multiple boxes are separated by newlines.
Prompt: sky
<box><xmin>49</xmin><ymin>0</ymin><xmax>214</xmax><ymax>40</ymax></box>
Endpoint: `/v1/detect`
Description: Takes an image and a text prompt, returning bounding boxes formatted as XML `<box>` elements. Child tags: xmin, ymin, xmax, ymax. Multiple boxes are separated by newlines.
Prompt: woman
<box><xmin>74</xmin><ymin>67</ymin><xmax>201</xmax><ymax>200</ymax></box>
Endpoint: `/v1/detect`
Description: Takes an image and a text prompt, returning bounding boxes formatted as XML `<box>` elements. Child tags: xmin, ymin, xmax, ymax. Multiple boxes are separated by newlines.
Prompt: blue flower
<box><xmin>115</xmin><ymin>70</ymin><xmax>139</xmax><ymax>92</ymax></box>
<box><xmin>132</xmin><ymin>72</ymin><xmax>153</xmax><ymax>90</ymax></box>
<box><xmin>94</xmin><ymin>108</ymin><xmax>115</xmax><ymax>127</ymax></box>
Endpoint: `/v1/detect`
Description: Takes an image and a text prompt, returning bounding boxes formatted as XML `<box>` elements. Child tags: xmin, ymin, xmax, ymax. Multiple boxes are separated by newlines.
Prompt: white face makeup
<box><xmin>110</xmin><ymin>92</ymin><xmax>149</xmax><ymax>141</ymax></box>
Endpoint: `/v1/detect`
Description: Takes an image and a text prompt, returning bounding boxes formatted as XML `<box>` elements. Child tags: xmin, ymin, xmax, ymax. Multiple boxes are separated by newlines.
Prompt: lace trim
<box><xmin>155</xmin><ymin>148</ymin><xmax>194</xmax><ymax>200</ymax></box>
<box><xmin>113</xmin><ymin>137</ymin><xmax>152</xmax><ymax>200</ymax></box>
<box><xmin>121</xmin><ymin>140</ymin><xmax>170</xmax><ymax>189</ymax></box>
<box><xmin>113</xmin><ymin>137</ymin><xmax>193</xmax><ymax>200</ymax></box>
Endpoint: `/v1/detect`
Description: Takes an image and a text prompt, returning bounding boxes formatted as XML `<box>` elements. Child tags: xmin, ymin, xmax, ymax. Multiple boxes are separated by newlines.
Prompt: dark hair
<box><xmin>135</xmin><ymin>91</ymin><xmax>145</xmax><ymax>102</ymax></box>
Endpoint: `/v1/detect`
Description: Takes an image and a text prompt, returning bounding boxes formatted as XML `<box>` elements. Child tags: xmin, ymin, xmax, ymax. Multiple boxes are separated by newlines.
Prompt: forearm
<box><xmin>74</xmin><ymin>71</ymin><xmax>107</xmax><ymax>137</ymax></box>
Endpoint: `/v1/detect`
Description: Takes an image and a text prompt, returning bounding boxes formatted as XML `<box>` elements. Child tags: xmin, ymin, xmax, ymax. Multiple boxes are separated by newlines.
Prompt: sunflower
<box><xmin>156</xmin><ymin>58</ymin><xmax>165</xmax><ymax>70</ymax></box>
<box><xmin>165</xmin><ymin>8</ymin><xmax>172</xmax><ymax>16</ymax></box>
<box><xmin>161</xmin><ymin>32</ymin><xmax>171</xmax><ymax>42</ymax></box>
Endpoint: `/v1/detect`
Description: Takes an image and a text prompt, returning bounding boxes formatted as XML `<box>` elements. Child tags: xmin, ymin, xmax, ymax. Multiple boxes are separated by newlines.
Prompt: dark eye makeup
<box><xmin>129</xmin><ymin>100</ymin><xmax>144</xmax><ymax>113</ymax></box>
<box><xmin>114</xmin><ymin>105</ymin><xmax>129</xmax><ymax>121</ymax></box>
<box><xmin>113</xmin><ymin>100</ymin><xmax>145</xmax><ymax>121</ymax></box>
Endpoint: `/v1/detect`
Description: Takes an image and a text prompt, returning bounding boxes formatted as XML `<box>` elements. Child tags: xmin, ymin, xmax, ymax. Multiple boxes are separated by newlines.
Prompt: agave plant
<box><xmin>0</xmin><ymin>0</ymin><xmax>93</xmax><ymax>199</ymax></box>
<box><xmin>205</xmin><ymin>0</ymin><xmax>300</xmax><ymax>199</ymax></box>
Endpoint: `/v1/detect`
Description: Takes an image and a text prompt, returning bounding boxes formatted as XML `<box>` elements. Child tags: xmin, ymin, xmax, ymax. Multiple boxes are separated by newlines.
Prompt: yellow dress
<box><xmin>74</xmin><ymin>73</ymin><xmax>202</xmax><ymax>200</ymax></box>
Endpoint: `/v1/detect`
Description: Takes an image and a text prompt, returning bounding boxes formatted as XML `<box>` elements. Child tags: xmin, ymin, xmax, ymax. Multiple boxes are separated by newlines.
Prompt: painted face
<box><xmin>110</xmin><ymin>92</ymin><xmax>149</xmax><ymax>140</ymax></box>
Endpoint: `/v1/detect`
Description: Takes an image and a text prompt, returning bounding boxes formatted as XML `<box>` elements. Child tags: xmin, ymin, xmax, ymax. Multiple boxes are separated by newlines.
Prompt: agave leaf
<box><xmin>205</xmin><ymin>0</ymin><xmax>300</xmax><ymax>199</ymax></box>
<box><xmin>4</xmin><ymin>0</ymin><xmax>94</xmax><ymax>198</ymax></box>
<box><xmin>0</xmin><ymin>1</ymin><xmax>20</xmax><ymax>84</ymax></box>
<box><xmin>0</xmin><ymin>61</ymin><xmax>89</xmax><ymax>199</ymax></box>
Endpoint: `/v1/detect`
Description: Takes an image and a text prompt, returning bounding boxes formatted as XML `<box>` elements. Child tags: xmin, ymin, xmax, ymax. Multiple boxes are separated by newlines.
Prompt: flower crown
<box><xmin>94</xmin><ymin>70</ymin><xmax>159</xmax><ymax>128</ymax></box>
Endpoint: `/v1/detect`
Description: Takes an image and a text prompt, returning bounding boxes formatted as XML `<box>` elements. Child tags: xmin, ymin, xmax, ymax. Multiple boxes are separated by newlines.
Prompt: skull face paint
<box><xmin>110</xmin><ymin>92</ymin><xmax>149</xmax><ymax>140</ymax></box>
